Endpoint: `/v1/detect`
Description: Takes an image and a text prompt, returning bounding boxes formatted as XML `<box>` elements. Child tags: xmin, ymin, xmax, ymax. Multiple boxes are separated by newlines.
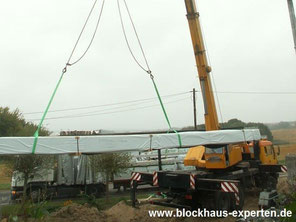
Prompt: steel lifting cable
<box><xmin>117</xmin><ymin>0</ymin><xmax>148</xmax><ymax>72</ymax></box>
<box><xmin>32</xmin><ymin>0</ymin><xmax>105</xmax><ymax>154</ymax></box>
<box><xmin>68</xmin><ymin>0</ymin><xmax>105</xmax><ymax>66</ymax></box>
<box><xmin>117</xmin><ymin>0</ymin><xmax>182</xmax><ymax>147</ymax></box>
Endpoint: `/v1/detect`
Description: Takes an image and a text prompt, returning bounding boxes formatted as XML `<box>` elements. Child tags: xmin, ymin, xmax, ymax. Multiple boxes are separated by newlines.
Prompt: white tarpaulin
<box><xmin>0</xmin><ymin>129</ymin><xmax>261</xmax><ymax>155</ymax></box>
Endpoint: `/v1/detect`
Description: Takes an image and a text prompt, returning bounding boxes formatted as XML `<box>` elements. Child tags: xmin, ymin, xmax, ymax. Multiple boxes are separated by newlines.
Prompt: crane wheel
<box><xmin>234</xmin><ymin>185</ymin><xmax>245</xmax><ymax>210</ymax></box>
<box><xmin>215</xmin><ymin>192</ymin><xmax>231</xmax><ymax>211</ymax></box>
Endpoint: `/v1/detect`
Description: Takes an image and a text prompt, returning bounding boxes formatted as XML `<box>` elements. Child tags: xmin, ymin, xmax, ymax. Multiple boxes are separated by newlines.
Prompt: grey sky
<box><xmin>0</xmin><ymin>0</ymin><xmax>295</xmax><ymax>134</ymax></box>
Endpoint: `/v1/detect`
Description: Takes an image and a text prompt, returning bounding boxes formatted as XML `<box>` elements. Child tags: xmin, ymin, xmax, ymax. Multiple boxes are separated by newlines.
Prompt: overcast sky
<box><xmin>0</xmin><ymin>0</ymin><xmax>295</xmax><ymax>134</ymax></box>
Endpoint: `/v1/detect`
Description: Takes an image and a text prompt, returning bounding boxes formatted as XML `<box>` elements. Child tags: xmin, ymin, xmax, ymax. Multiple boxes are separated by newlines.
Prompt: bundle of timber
<box><xmin>0</xmin><ymin>129</ymin><xmax>261</xmax><ymax>155</ymax></box>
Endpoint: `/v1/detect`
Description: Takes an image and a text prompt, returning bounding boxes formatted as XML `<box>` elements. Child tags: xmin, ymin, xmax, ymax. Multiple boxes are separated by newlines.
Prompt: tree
<box><xmin>181</xmin><ymin>118</ymin><xmax>273</xmax><ymax>141</ymax></box>
<box><xmin>0</xmin><ymin>107</ymin><xmax>50</xmax><ymax>137</ymax></box>
<box><xmin>12</xmin><ymin>155</ymin><xmax>54</xmax><ymax>201</ymax></box>
<box><xmin>223</xmin><ymin>118</ymin><xmax>245</xmax><ymax>129</ymax></box>
<box><xmin>223</xmin><ymin>119</ymin><xmax>273</xmax><ymax>141</ymax></box>
<box><xmin>89</xmin><ymin>153</ymin><xmax>131</xmax><ymax>200</ymax></box>
<box><xmin>0</xmin><ymin>107</ymin><xmax>52</xmax><ymax>202</ymax></box>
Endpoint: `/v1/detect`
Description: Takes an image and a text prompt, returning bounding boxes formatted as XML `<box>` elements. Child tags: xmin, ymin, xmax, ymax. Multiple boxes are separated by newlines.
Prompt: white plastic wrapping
<box><xmin>0</xmin><ymin>129</ymin><xmax>261</xmax><ymax>155</ymax></box>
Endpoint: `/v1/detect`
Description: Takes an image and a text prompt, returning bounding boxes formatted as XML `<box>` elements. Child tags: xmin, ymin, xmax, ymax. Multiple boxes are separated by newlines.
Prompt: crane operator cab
<box><xmin>184</xmin><ymin>144</ymin><xmax>243</xmax><ymax>169</ymax></box>
<box><xmin>184</xmin><ymin>140</ymin><xmax>279</xmax><ymax>170</ymax></box>
<box><xmin>204</xmin><ymin>144</ymin><xmax>243</xmax><ymax>169</ymax></box>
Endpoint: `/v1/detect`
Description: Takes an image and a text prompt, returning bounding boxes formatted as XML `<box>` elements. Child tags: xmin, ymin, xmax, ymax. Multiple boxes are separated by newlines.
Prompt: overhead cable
<box><xmin>28</xmin><ymin>97</ymin><xmax>190</xmax><ymax>121</ymax></box>
<box><xmin>24</xmin><ymin>91</ymin><xmax>190</xmax><ymax>114</ymax></box>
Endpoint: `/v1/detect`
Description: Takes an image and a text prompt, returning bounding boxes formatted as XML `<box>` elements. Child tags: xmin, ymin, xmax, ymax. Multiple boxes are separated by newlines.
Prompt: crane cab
<box><xmin>204</xmin><ymin>144</ymin><xmax>243</xmax><ymax>169</ymax></box>
<box><xmin>184</xmin><ymin>144</ymin><xmax>243</xmax><ymax>169</ymax></box>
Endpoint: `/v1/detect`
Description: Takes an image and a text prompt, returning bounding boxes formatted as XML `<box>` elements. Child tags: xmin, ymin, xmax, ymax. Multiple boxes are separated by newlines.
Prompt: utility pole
<box><xmin>287</xmin><ymin>0</ymin><xmax>296</xmax><ymax>52</ymax></box>
<box><xmin>193</xmin><ymin>88</ymin><xmax>197</xmax><ymax>130</ymax></box>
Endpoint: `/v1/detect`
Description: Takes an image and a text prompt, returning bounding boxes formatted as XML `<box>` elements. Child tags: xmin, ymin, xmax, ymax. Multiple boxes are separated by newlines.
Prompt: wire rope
<box><xmin>68</xmin><ymin>0</ymin><xmax>105</xmax><ymax>66</ymax></box>
<box><xmin>32</xmin><ymin>0</ymin><xmax>105</xmax><ymax>153</ymax></box>
<box><xmin>122</xmin><ymin>0</ymin><xmax>151</xmax><ymax>71</ymax></box>
<box><xmin>117</xmin><ymin>0</ymin><xmax>149</xmax><ymax>72</ymax></box>
<box><xmin>117</xmin><ymin>0</ymin><xmax>182</xmax><ymax>146</ymax></box>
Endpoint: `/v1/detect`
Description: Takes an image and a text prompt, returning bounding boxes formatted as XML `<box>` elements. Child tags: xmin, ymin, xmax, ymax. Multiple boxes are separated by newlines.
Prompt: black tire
<box><xmin>27</xmin><ymin>187</ymin><xmax>42</xmax><ymax>202</ymax></box>
<box><xmin>86</xmin><ymin>185</ymin><xmax>98</xmax><ymax>197</ymax></box>
<box><xmin>86</xmin><ymin>183</ymin><xmax>106</xmax><ymax>198</ymax></box>
<box><xmin>260</xmin><ymin>173</ymin><xmax>278</xmax><ymax>190</ymax></box>
<box><xmin>234</xmin><ymin>185</ymin><xmax>245</xmax><ymax>210</ymax></box>
<box><xmin>267</xmin><ymin>174</ymin><xmax>278</xmax><ymax>190</ymax></box>
<box><xmin>97</xmin><ymin>183</ymin><xmax>106</xmax><ymax>194</ymax></box>
<box><xmin>215</xmin><ymin>192</ymin><xmax>231</xmax><ymax>211</ymax></box>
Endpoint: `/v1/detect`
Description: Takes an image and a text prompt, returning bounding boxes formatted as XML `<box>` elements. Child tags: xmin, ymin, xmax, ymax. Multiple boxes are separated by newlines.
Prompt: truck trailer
<box><xmin>11</xmin><ymin>154</ymin><xmax>105</xmax><ymax>201</ymax></box>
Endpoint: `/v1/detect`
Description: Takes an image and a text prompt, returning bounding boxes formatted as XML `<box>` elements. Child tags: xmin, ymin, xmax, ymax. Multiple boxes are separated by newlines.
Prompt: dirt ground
<box><xmin>40</xmin><ymin>188</ymin><xmax>263</xmax><ymax>222</ymax></box>
<box><xmin>0</xmin><ymin>176</ymin><xmax>289</xmax><ymax>222</ymax></box>
<box><xmin>45</xmin><ymin>201</ymin><xmax>235</xmax><ymax>222</ymax></box>
<box><xmin>44</xmin><ymin>177</ymin><xmax>293</xmax><ymax>222</ymax></box>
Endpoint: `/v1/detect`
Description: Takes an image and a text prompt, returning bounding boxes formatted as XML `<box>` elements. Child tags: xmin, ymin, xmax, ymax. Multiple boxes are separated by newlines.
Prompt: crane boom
<box><xmin>184</xmin><ymin>0</ymin><xmax>219</xmax><ymax>131</ymax></box>
<box><xmin>287</xmin><ymin>0</ymin><xmax>296</xmax><ymax>52</ymax></box>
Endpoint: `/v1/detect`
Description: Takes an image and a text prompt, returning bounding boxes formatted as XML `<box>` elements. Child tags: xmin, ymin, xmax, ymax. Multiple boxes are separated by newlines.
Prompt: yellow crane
<box><xmin>130</xmin><ymin>0</ymin><xmax>288</xmax><ymax>211</ymax></box>
<box><xmin>184</xmin><ymin>0</ymin><xmax>219</xmax><ymax>131</ymax></box>
<box><xmin>183</xmin><ymin>0</ymin><xmax>279</xmax><ymax>169</ymax></box>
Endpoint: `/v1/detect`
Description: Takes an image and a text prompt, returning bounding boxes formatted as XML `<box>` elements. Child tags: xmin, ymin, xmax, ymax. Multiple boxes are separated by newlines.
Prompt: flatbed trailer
<box><xmin>130</xmin><ymin>161</ymin><xmax>287</xmax><ymax>210</ymax></box>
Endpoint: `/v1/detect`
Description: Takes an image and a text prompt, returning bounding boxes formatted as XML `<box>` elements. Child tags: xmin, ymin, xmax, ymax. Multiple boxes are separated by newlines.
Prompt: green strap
<box><xmin>151</xmin><ymin>77</ymin><xmax>182</xmax><ymax>147</ymax></box>
<box><xmin>32</xmin><ymin>72</ymin><xmax>65</xmax><ymax>154</ymax></box>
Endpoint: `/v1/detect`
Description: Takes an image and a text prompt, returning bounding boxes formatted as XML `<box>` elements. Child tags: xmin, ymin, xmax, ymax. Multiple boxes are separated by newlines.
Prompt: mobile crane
<box><xmin>130</xmin><ymin>0</ymin><xmax>287</xmax><ymax>211</ymax></box>
<box><xmin>182</xmin><ymin>0</ymin><xmax>278</xmax><ymax>170</ymax></box>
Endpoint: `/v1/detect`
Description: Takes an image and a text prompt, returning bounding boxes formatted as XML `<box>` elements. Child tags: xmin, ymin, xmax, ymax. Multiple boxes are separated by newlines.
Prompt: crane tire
<box><xmin>215</xmin><ymin>192</ymin><xmax>231</xmax><ymax>211</ymax></box>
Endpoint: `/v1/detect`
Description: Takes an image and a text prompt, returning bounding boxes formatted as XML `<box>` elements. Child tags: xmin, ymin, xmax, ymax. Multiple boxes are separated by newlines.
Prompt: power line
<box><xmin>215</xmin><ymin>91</ymin><xmax>296</xmax><ymax>95</ymax></box>
<box><xmin>24</xmin><ymin>90</ymin><xmax>295</xmax><ymax>115</ymax></box>
<box><xmin>24</xmin><ymin>91</ymin><xmax>190</xmax><ymax>115</ymax></box>
<box><xmin>191</xmin><ymin>90</ymin><xmax>296</xmax><ymax>95</ymax></box>
<box><xmin>27</xmin><ymin>97</ymin><xmax>190</xmax><ymax>121</ymax></box>
<box><xmin>47</xmin><ymin>94</ymin><xmax>190</xmax><ymax>117</ymax></box>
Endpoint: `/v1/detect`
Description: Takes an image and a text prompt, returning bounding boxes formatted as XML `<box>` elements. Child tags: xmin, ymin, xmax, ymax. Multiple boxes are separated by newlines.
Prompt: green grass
<box><xmin>1</xmin><ymin>193</ymin><xmax>149</xmax><ymax>218</ymax></box>
<box><xmin>278</xmin><ymin>159</ymin><xmax>286</xmax><ymax>165</ymax></box>
<box><xmin>0</xmin><ymin>183</ymin><xmax>10</xmax><ymax>190</ymax></box>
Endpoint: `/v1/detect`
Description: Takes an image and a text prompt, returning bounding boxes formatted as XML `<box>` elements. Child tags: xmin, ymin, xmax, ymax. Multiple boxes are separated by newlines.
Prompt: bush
<box><xmin>278</xmin><ymin>178</ymin><xmax>296</xmax><ymax>222</ymax></box>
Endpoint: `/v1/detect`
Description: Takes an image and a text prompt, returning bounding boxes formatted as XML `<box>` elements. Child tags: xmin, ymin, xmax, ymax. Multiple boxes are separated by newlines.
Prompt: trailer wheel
<box><xmin>86</xmin><ymin>183</ymin><xmax>106</xmax><ymax>198</ymax></box>
<box><xmin>86</xmin><ymin>185</ymin><xmax>99</xmax><ymax>198</ymax></box>
<box><xmin>27</xmin><ymin>187</ymin><xmax>43</xmax><ymax>202</ymax></box>
<box><xmin>215</xmin><ymin>192</ymin><xmax>231</xmax><ymax>211</ymax></box>
<box><xmin>234</xmin><ymin>185</ymin><xmax>245</xmax><ymax>210</ymax></box>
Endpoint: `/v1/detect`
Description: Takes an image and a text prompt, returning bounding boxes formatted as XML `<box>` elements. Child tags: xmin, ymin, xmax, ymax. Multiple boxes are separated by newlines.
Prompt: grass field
<box><xmin>0</xmin><ymin>164</ymin><xmax>11</xmax><ymax>190</ymax></box>
<box><xmin>272</xmin><ymin>128</ymin><xmax>296</xmax><ymax>162</ymax></box>
<box><xmin>272</xmin><ymin>128</ymin><xmax>296</xmax><ymax>144</ymax></box>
